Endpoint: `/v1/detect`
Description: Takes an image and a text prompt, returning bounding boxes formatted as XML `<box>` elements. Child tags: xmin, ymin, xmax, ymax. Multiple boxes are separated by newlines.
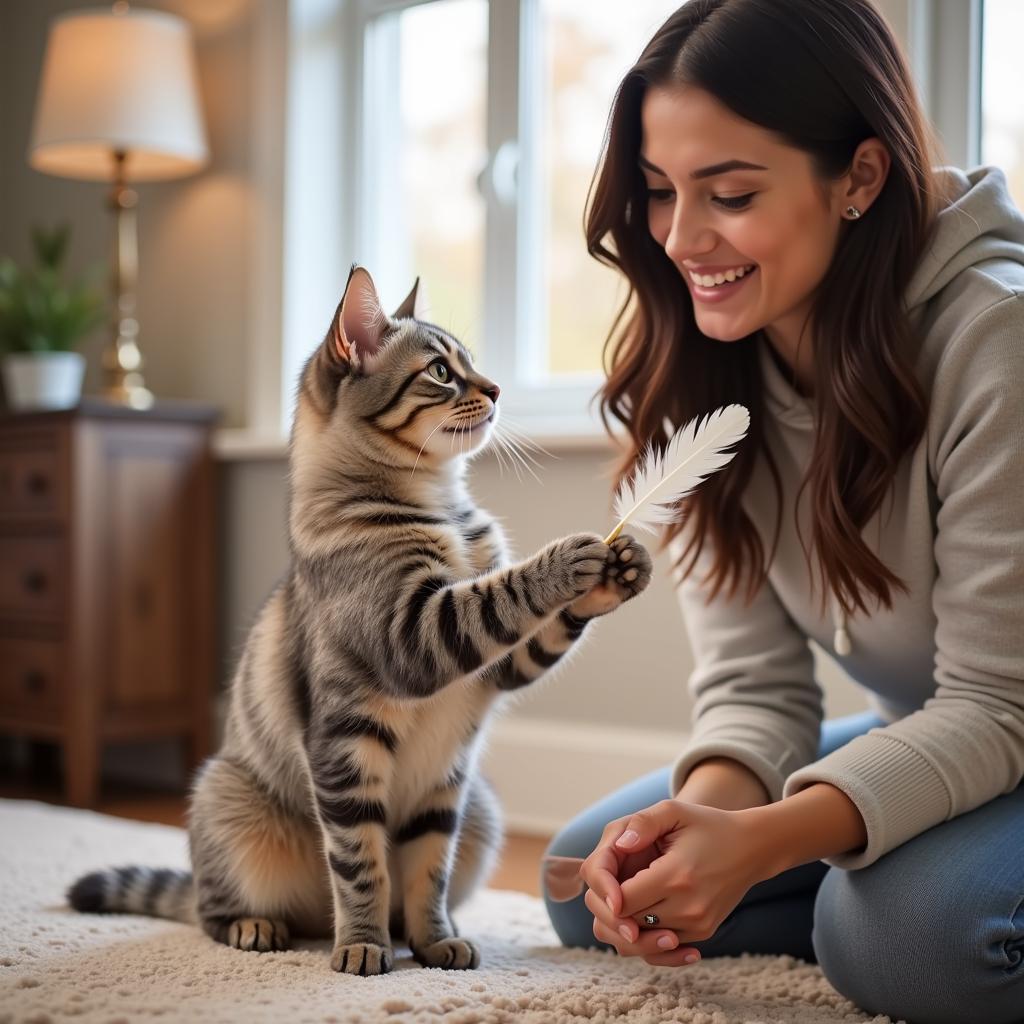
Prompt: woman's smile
<box><xmin>686</xmin><ymin>264</ymin><xmax>759</xmax><ymax>304</ymax></box>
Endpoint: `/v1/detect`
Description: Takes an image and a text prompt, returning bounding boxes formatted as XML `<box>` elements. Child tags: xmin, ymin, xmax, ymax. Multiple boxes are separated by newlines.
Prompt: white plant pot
<box><xmin>1</xmin><ymin>352</ymin><xmax>86</xmax><ymax>412</ymax></box>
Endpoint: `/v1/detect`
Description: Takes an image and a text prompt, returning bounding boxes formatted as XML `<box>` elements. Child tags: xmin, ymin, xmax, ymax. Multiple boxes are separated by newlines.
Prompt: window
<box><xmin>535</xmin><ymin>1</ymin><xmax>681</xmax><ymax>381</ymax></box>
<box><xmin>981</xmin><ymin>0</ymin><xmax>1024</xmax><ymax>209</ymax></box>
<box><xmin>362</xmin><ymin>1</ymin><xmax>488</xmax><ymax>358</ymax></box>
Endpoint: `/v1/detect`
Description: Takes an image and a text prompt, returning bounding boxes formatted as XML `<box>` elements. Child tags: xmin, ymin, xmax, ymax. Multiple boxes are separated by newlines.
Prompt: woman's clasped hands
<box><xmin>579</xmin><ymin>798</ymin><xmax>775</xmax><ymax>966</ymax></box>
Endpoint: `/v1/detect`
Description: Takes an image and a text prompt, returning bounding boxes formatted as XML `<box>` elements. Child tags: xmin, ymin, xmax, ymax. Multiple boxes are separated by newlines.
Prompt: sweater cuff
<box><xmin>783</xmin><ymin>733</ymin><xmax>952</xmax><ymax>869</ymax></box>
<box><xmin>669</xmin><ymin>727</ymin><xmax>807</xmax><ymax>804</ymax></box>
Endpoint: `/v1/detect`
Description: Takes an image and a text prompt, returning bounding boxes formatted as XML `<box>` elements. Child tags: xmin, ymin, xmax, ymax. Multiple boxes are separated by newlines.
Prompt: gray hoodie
<box><xmin>669</xmin><ymin>165</ymin><xmax>1024</xmax><ymax>869</ymax></box>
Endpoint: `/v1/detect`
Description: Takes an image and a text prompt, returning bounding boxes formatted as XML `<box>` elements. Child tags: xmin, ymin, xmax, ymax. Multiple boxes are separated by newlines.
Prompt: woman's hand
<box><xmin>579</xmin><ymin>798</ymin><xmax>774</xmax><ymax>966</ymax></box>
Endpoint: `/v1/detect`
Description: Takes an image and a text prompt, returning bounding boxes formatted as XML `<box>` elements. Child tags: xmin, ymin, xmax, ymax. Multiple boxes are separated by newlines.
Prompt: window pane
<box><xmin>540</xmin><ymin>1</ymin><xmax>683</xmax><ymax>378</ymax></box>
<box><xmin>982</xmin><ymin>0</ymin><xmax>1024</xmax><ymax>208</ymax></box>
<box><xmin>391</xmin><ymin>1</ymin><xmax>487</xmax><ymax>354</ymax></box>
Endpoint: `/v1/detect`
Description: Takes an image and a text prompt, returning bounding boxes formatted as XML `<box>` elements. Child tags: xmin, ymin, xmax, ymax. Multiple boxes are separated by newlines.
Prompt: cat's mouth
<box><xmin>443</xmin><ymin>411</ymin><xmax>494</xmax><ymax>434</ymax></box>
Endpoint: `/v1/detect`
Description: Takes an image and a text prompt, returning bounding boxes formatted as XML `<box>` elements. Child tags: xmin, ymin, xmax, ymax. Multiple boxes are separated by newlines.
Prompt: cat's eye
<box><xmin>426</xmin><ymin>360</ymin><xmax>451</xmax><ymax>384</ymax></box>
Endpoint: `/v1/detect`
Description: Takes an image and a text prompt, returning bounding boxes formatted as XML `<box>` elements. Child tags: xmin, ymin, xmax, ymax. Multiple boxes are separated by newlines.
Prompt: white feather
<box><xmin>606</xmin><ymin>404</ymin><xmax>750</xmax><ymax>541</ymax></box>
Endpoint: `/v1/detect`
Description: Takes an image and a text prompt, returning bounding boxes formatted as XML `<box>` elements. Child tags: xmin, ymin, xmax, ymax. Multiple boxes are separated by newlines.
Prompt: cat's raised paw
<box><xmin>568</xmin><ymin>534</ymin><xmax>652</xmax><ymax>617</ymax></box>
<box><xmin>605</xmin><ymin>534</ymin><xmax>652</xmax><ymax>599</ymax></box>
<box><xmin>330</xmin><ymin>942</ymin><xmax>394</xmax><ymax>976</ymax></box>
<box><xmin>226</xmin><ymin>917</ymin><xmax>290</xmax><ymax>952</ymax></box>
<box><xmin>410</xmin><ymin>936</ymin><xmax>481</xmax><ymax>970</ymax></box>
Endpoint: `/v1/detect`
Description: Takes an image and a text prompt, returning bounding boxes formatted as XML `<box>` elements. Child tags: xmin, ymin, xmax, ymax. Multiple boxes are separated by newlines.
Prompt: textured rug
<box><xmin>0</xmin><ymin>799</ymin><xmax>896</xmax><ymax>1023</ymax></box>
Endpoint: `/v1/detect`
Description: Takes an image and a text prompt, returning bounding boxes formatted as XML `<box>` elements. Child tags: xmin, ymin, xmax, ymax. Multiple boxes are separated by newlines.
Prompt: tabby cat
<box><xmin>68</xmin><ymin>266</ymin><xmax>652</xmax><ymax>975</ymax></box>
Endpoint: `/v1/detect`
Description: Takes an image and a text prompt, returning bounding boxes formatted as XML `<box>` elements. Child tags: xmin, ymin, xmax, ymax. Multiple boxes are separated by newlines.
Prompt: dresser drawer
<box><xmin>0</xmin><ymin>536</ymin><xmax>66</xmax><ymax>620</ymax></box>
<box><xmin>0</xmin><ymin>636</ymin><xmax>62</xmax><ymax>717</ymax></box>
<box><xmin>0</xmin><ymin>435</ymin><xmax>64</xmax><ymax>525</ymax></box>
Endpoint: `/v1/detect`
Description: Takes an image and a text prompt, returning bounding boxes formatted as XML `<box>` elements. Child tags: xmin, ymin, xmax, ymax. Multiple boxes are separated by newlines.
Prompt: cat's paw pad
<box><xmin>330</xmin><ymin>942</ymin><xmax>394</xmax><ymax>976</ymax></box>
<box><xmin>410</xmin><ymin>936</ymin><xmax>481</xmax><ymax>970</ymax></box>
<box><xmin>568</xmin><ymin>535</ymin><xmax>652</xmax><ymax>617</ymax></box>
<box><xmin>226</xmin><ymin>917</ymin><xmax>290</xmax><ymax>952</ymax></box>
<box><xmin>604</xmin><ymin>534</ymin><xmax>652</xmax><ymax>599</ymax></box>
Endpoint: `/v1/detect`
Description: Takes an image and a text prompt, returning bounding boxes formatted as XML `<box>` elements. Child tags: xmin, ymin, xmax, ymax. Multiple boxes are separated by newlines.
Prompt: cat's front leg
<box><xmin>393</xmin><ymin>778</ymin><xmax>479</xmax><ymax>969</ymax></box>
<box><xmin>484</xmin><ymin>534</ymin><xmax>652</xmax><ymax>692</ymax></box>
<box><xmin>306</xmin><ymin>725</ymin><xmax>395</xmax><ymax>975</ymax></box>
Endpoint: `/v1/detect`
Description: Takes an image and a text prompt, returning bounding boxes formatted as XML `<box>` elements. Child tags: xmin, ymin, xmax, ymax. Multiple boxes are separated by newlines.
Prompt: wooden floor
<box><xmin>0</xmin><ymin>777</ymin><xmax>552</xmax><ymax>898</ymax></box>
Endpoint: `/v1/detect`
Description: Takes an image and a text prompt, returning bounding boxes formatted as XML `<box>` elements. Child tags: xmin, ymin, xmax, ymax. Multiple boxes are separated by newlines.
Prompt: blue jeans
<box><xmin>542</xmin><ymin>711</ymin><xmax>1024</xmax><ymax>1024</ymax></box>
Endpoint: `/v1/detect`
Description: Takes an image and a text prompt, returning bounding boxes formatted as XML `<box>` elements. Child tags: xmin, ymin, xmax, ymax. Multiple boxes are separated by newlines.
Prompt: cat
<box><xmin>67</xmin><ymin>266</ymin><xmax>653</xmax><ymax>975</ymax></box>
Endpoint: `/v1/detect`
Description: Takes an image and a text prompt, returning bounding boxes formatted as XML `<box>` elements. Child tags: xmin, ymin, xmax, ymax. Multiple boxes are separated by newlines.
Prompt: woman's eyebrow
<box><xmin>638</xmin><ymin>153</ymin><xmax>768</xmax><ymax>179</ymax></box>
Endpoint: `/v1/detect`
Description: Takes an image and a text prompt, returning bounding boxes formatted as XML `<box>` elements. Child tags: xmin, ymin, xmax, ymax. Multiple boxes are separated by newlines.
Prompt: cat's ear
<box><xmin>332</xmin><ymin>265</ymin><xmax>389</xmax><ymax>365</ymax></box>
<box><xmin>392</xmin><ymin>277</ymin><xmax>426</xmax><ymax>321</ymax></box>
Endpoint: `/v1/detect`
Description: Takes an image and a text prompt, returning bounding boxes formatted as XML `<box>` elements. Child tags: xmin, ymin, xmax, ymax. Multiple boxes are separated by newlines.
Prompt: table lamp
<box><xmin>28</xmin><ymin>2</ymin><xmax>208</xmax><ymax>409</ymax></box>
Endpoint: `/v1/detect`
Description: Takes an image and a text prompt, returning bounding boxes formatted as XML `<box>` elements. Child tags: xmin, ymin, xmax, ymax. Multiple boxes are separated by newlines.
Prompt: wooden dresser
<box><xmin>0</xmin><ymin>399</ymin><xmax>218</xmax><ymax>806</ymax></box>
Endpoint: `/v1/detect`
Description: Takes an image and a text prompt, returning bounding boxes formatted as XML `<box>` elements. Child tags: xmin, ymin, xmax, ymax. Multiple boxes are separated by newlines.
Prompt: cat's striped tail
<box><xmin>67</xmin><ymin>866</ymin><xmax>197</xmax><ymax>924</ymax></box>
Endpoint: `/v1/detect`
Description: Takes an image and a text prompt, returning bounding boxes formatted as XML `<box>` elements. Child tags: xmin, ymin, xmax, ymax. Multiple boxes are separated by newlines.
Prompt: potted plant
<box><xmin>0</xmin><ymin>224</ymin><xmax>105</xmax><ymax>411</ymax></box>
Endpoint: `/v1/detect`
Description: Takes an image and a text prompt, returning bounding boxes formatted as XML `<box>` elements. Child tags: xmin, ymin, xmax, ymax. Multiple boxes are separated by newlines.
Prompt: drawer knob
<box><xmin>22</xmin><ymin>569</ymin><xmax>48</xmax><ymax>594</ymax></box>
<box><xmin>26</xmin><ymin>472</ymin><xmax>50</xmax><ymax>496</ymax></box>
<box><xmin>23</xmin><ymin>670</ymin><xmax>46</xmax><ymax>693</ymax></box>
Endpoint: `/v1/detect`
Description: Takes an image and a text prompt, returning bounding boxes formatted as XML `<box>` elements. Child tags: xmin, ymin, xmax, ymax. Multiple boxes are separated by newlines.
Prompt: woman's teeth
<box><xmin>688</xmin><ymin>265</ymin><xmax>756</xmax><ymax>288</ymax></box>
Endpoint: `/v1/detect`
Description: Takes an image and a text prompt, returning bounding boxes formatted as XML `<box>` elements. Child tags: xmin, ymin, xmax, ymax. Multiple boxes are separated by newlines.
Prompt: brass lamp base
<box><xmin>102</xmin><ymin>331</ymin><xmax>153</xmax><ymax>410</ymax></box>
<box><xmin>104</xmin><ymin>381</ymin><xmax>154</xmax><ymax>410</ymax></box>
<box><xmin>104</xmin><ymin>149</ymin><xmax>154</xmax><ymax>411</ymax></box>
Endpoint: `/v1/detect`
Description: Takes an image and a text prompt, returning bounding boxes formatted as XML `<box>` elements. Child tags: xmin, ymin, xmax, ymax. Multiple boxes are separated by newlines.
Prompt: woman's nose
<box><xmin>666</xmin><ymin>205</ymin><xmax>714</xmax><ymax>265</ymax></box>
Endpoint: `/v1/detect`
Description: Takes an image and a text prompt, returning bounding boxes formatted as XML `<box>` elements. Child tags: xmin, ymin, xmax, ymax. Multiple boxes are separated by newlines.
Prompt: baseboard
<box><xmin>479</xmin><ymin>716</ymin><xmax>687</xmax><ymax>839</ymax></box>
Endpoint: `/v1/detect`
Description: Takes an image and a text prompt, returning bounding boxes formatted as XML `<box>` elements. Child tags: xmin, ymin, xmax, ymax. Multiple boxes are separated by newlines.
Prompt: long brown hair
<box><xmin>588</xmin><ymin>0</ymin><xmax>947</xmax><ymax>616</ymax></box>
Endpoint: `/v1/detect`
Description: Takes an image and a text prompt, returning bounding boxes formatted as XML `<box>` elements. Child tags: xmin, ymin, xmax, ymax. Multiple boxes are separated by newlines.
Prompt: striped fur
<box><xmin>66</xmin><ymin>268</ymin><xmax>652</xmax><ymax>974</ymax></box>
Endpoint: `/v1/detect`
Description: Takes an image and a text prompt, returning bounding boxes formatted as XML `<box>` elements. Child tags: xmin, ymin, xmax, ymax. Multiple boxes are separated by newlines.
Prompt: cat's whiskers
<box><xmin>494</xmin><ymin>419</ymin><xmax>548</xmax><ymax>477</ymax></box>
<box><xmin>490</xmin><ymin>431</ymin><xmax>527</xmax><ymax>483</ymax></box>
<box><xmin>500</xmin><ymin>415</ymin><xmax>558</xmax><ymax>463</ymax></box>
<box><xmin>488</xmin><ymin>430</ymin><xmax>512</xmax><ymax>478</ymax></box>
<box><xmin>500</xmin><ymin>430</ymin><xmax>544</xmax><ymax>475</ymax></box>
<box><xmin>491</xmin><ymin>426</ymin><xmax>542</xmax><ymax>484</ymax></box>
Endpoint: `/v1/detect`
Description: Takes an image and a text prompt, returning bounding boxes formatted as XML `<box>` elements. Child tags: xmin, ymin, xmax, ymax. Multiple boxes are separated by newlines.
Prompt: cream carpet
<box><xmin>0</xmin><ymin>799</ymin><xmax>896</xmax><ymax>1023</ymax></box>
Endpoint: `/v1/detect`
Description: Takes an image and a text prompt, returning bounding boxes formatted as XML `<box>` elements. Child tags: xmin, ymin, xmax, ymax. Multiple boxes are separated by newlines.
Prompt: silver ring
<box><xmin>643</xmin><ymin>913</ymin><xmax>659</xmax><ymax>926</ymax></box>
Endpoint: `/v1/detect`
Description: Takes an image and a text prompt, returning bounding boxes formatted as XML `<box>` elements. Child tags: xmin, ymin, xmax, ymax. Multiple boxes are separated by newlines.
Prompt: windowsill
<box><xmin>214</xmin><ymin>430</ymin><xmax>292</xmax><ymax>461</ymax></box>
<box><xmin>214</xmin><ymin>418</ymin><xmax>626</xmax><ymax>461</ymax></box>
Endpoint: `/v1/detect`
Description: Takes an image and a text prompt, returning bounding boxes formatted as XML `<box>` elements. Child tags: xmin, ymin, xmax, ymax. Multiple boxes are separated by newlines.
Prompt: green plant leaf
<box><xmin>0</xmin><ymin>223</ymin><xmax>106</xmax><ymax>355</ymax></box>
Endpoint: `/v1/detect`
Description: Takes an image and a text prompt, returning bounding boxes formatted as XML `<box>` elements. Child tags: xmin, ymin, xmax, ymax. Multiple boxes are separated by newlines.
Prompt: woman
<box><xmin>540</xmin><ymin>2</ymin><xmax>1024</xmax><ymax>1022</ymax></box>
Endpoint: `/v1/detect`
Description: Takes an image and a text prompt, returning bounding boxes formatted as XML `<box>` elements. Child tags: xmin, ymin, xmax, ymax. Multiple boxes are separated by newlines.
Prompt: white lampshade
<box><xmin>29</xmin><ymin>6</ymin><xmax>208</xmax><ymax>182</ymax></box>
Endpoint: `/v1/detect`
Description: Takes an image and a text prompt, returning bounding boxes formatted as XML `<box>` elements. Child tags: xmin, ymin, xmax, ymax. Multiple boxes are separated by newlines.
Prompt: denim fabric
<box><xmin>541</xmin><ymin>711</ymin><xmax>1024</xmax><ymax>1024</ymax></box>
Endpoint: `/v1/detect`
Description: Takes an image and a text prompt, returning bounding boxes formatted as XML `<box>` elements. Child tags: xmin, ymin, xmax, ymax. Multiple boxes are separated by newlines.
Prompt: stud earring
<box><xmin>845</xmin><ymin>205</ymin><xmax>862</xmax><ymax>219</ymax></box>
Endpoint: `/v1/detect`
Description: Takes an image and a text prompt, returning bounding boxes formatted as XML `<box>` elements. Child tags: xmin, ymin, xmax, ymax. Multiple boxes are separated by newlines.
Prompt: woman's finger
<box><xmin>643</xmin><ymin>945</ymin><xmax>703</xmax><ymax>967</ymax></box>
<box><xmin>584</xmin><ymin>887</ymin><xmax>637</xmax><ymax>943</ymax></box>
<box><xmin>580</xmin><ymin>842</ymin><xmax>626</xmax><ymax>915</ymax></box>
<box><xmin>612</xmin><ymin>799</ymin><xmax>684</xmax><ymax>855</ymax></box>
<box><xmin>619</xmin><ymin>857</ymin><xmax>677</xmax><ymax>919</ymax></box>
<box><xmin>592</xmin><ymin>915</ymin><xmax>689</xmax><ymax>958</ymax></box>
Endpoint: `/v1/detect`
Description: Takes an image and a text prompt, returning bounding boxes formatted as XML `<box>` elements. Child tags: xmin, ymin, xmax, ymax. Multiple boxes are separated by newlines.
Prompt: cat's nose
<box><xmin>481</xmin><ymin>383</ymin><xmax>500</xmax><ymax>403</ymax></box>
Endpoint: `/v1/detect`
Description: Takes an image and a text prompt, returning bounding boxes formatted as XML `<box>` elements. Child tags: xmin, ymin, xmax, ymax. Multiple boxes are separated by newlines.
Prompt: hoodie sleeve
<box><xmin>667</xmin><ymin>528</ymin><xmax>824</xmax><ymax>803</ymax></box>
<box><xmin>784</xmin><ymin>292</ymin><xmax>1024</xmax><ymax>869</ymax></box>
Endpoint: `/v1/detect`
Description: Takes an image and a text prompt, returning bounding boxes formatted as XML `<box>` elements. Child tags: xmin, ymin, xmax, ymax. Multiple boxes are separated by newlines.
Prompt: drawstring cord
<box><xmin>832</xmin><ymin>593</ymin><xmax>852</xmax><ymax>656</ymax></box>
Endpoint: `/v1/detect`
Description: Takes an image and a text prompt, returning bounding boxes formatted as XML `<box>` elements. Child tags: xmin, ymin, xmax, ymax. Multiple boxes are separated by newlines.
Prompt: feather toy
<box><xmin>604</xmin><ymin>404</ymin><xmax>750</xmax><ymax>544</ymax></box>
